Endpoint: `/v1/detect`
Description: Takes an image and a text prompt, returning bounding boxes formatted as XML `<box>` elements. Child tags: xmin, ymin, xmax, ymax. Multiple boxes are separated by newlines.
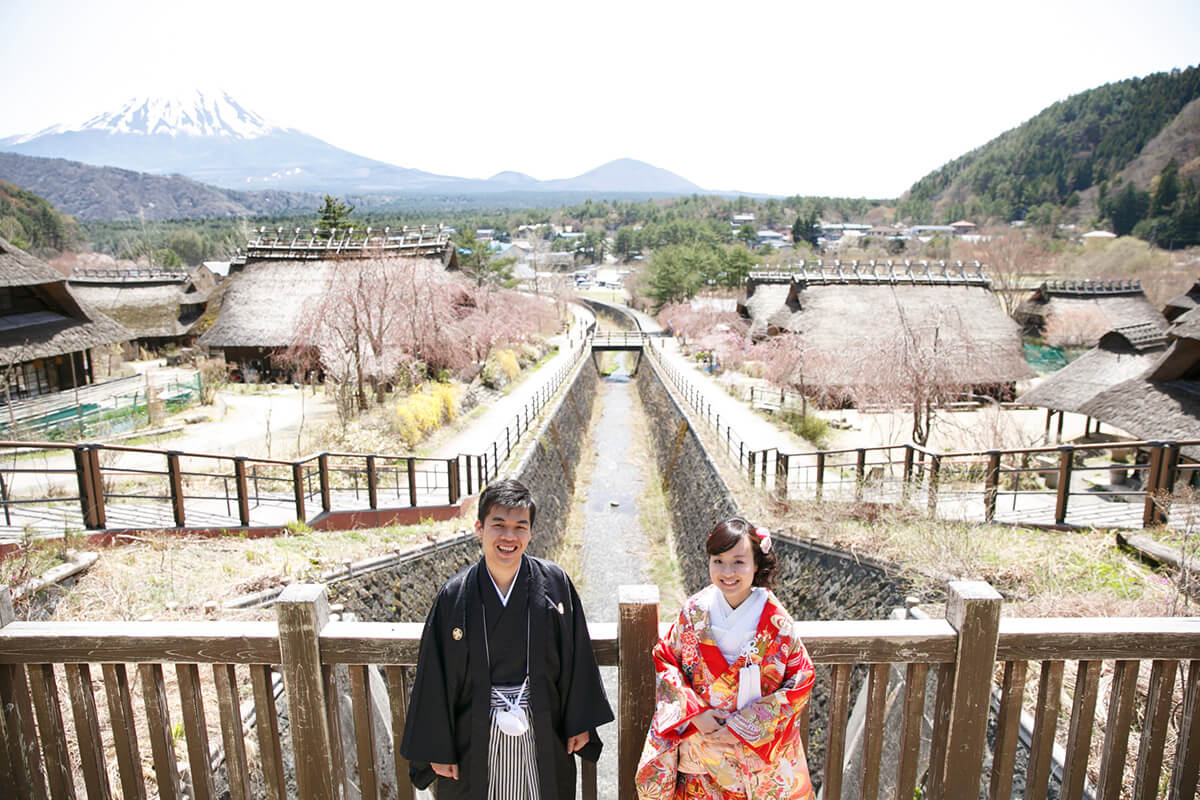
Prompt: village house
<box><xmin>0</xmin><ymin>237</ymin><xmax>130</xmax><ymax>401</ymax></box>
<box><xmin>737</xmin><ymin>261</ymin><xmax>1031</xmax><ymax>400</ymax></box>
<box><xmin>67</xmin><ymin>264</ymin><xmax>218</xmax><ymax>356</ymax></box>
<box><xmin>200</xmin><ymin>227</ymin><xmax>456</xmax><ymax>381</ymax></box>
<box><xmin>1013</xmin><ymin>279</ymin><xmax>1166</xmax><ymax>346</ymax></box>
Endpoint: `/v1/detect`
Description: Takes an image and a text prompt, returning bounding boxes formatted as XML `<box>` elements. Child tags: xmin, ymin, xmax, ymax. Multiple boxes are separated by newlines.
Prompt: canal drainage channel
<box><xmin>574</xmin><ymin>353</ymin><xmax>663</xmax><ymax>800</ymax></box>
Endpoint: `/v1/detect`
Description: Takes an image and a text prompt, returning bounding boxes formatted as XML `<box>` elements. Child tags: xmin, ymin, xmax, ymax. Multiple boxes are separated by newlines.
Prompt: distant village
<box><xmin>0</xmin><ymin>205</ymin><xmax>1192</xmax><ymax>468</ymax></box>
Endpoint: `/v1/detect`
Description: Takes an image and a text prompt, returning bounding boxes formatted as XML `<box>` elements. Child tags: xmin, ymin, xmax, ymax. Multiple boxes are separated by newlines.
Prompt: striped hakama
<box><xmin>487</xmin><ymin>683</ymin><xmax>540</xmax><ymax>800</ymax></box>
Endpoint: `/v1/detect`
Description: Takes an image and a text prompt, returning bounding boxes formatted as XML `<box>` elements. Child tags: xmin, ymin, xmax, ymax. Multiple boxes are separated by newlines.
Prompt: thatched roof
<box><xmin>739</xmin><ymin>272</ymin><xmax>1030</xmax><ymax>385</ymax></box>
<box><xmin>1163</xmin><ymin>279</ymin><xmax>1200</xmax><ymax>322</ymax></box>
<box><xmin>1018</xmin><ymin>324</ymin><xmax>1168</xmax><ymax>412</ymax></box>
<box><xmin>0</xmin><ymin>236</ymin><xmax>68</xmax><ymax>287</ymax></box>
<box><xmin>68</xmin><ymin>266</ymin><xmax>218</xmax><ymax>339</ymax></box>
<box><xmin>1013</xmin><ymin>279</ymin><xmax>1165</xmax><ymax>342</ymax></box>
<box><xmin>199</xmin><ymin>258</ymin><xmax>446</xmax><ymax>349</ymax></box>
<box><xmin>0</xmin><ymin>239</ymin><xmax>131</xmax><ymax>364</ymax></box>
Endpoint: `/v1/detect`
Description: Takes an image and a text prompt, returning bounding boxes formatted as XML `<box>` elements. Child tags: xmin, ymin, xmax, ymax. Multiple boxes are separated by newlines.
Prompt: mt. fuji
<box><xmin>1</xmin><ymin>90</ymin><xmax>704</xmax><ymax>199</ymax></box>
<box><xmin>0</xmin><ymin>89</ymin><xmax>464</xmax><ymax>193</ymax></box>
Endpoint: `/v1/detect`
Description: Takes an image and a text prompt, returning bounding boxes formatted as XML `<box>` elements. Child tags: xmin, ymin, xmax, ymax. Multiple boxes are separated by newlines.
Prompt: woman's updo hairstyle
<box><xmin>705</xmin><ymin>516</ymin><xmax>776</xmax><ymax>589</ymax></box>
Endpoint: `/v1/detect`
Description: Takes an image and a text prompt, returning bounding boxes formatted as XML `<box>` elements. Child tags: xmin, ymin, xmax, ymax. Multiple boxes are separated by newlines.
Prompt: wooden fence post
<box><xmin>365</xmin><ymin>456</ymin><xmax>378</xmax><ymax>510</ymax></box>
<box><xmin>448</xmin><ymin>458</ymin><xmax>460</xmax><ymax>504</ymax></box>
<box><xmin>234</xmin><ymin>457</ymin><xmax>251</xmax><ymax>527</ymax></box>
<box><xmin>776</xmin><ymin>453</ymin><xmax>790</xmax><ymax>500</ymax></box>
<box><xmin>927</xmin><ymin>454</ymin><xmax>942</xmax><ymax>515</ymax></box>
<box><xmin>1054</xmin><ymin>446</ymin><xmax>1074</xmax><ymax>525</ymax></box>
<box><xmin>618</xmin><ymin>585</ymin><xmax>659</xmax><ymax>800</ymax></box>
<box><xmin>934</xmin><ymin>581</ymin><xmax>1002</xmax><ymax>800</ymax></box>
<box><xmin>407</xmin><ymin>459</ymin><xmax>417</xmax><ymax>507</ymax></box>
<box><xmin>318</xmin><ymin>453</ymin><xmax>332</xmax><ymax>513</ymax></box>
<box><xmin>0</xmin><ymin>587</ymin><xmax>45</xmax><ymax>799</ymax></box>
<box><xmin>984</xmin><ymin>450</ymin><xmax>1001</xmax><ymax>522</ymax></box>
<box><xmin>292</xmin><ymin>462</ymin><xmax>307</xmax><ymax>523</ymax></box>
<box><xmin>275</xmin><ymin>584</ymin><xmax>338</xmax><ymax>800</ymax></box>
<box><xmin>74</xmin><ymin>445</ymin><xmax>102</xmax><ymax>530</ymax></box>
<box><xmin>88</xmin><ymin>446</ymin><xmax>106</xmax><ymax>529</ymax></box>
<box><xmin>855</xmin><ymin>448</ymin><xmax>866</xmax><ymax>500</ymax></box>
<box><xmin>815</xmin><ymin>451</ymin><xmax>825</xmax><ymax>501</ymax></box>
<box><xmin>166</xmin><ymin>451</ymin><xmax>185</xmax><ymax>528</ymax></box>
<box><xmin>1142</xmin><ymin>444</ymin><xmax>1165</xmax><ymax>528</ymax></box>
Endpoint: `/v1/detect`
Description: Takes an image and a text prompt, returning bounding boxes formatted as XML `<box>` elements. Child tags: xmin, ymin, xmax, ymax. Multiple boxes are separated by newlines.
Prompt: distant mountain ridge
<box><xmin>1</xmin><ymin>90</ymin><xmax>704</xmax><ymax>197</ymax></box>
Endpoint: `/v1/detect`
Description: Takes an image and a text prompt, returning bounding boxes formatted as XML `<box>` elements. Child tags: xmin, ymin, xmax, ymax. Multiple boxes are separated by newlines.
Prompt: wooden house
<box><xmin>68</xmin><ymin>265</ymin><xmax>218</xmax><ymax>354</ymax></box>
<box><xmin>737</xmin><ymin>261</ymin><xmax>1031</xmax><ymax>398</ymax></box>
<box><xmin>1013</xmin><ymin>279</ymin><xmax>1165</xmax><ymax>345</ymax></box>
<box><xmin>198</xmin><ymin>257</ymin><xmax>447</xmax><ymax>381</ymax></box>
<box><xmin>1163</xmin><ymin>278</ymin><xmax>1200</xmax><ymax>322</ymax></box>
<box><xmin>0</xmin><ymin>237</ymin><xmax>130</xmax><ymax>400</ymax></box>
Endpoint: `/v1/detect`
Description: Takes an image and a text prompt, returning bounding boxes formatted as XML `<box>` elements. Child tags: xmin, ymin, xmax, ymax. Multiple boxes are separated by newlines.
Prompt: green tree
<box><xmin>167</xmin><ymin>230</ymin><xmax>205</xmax><ymax>266</ymax></box>
<box><xmin>318</xmin><ymin>195</ymin><xmax>355</xmax><ymax>229</ymax></box>
<box><xmin>737</xmin><ymin>223</ymin><xmax>758</xmax><ymax>246</ymax></box>
<box><xmin>456</xmin><ymin>230</ymin><xmax>516</xmax><ymax>287</ymax></box>
<box><xmin>791</xmin><ymin>211</ymin><xmax>820</xmax><ymax>249</ymax></box>
<box><xmin>644</xmin><ymin>244</ymin><xmax>715</xmax><ymax>310</ymax></box>
<box><xmin>1109</xmin><ymin>182</ymin><xmax>1150</xmax><ymax>236</ymax></box>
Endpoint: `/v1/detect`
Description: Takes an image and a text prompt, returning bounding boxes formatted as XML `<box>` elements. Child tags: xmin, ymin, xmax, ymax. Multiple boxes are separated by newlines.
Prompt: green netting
<box><xmin>1024</xmin><ymin>343</ymin><xmax>1069</xmax><ymax>374</ymax></box>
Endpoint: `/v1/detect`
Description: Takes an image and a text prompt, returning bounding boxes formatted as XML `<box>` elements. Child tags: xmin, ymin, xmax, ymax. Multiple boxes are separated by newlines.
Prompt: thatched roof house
<box><xmin>199</xmin><ymin>257</ymin><xmax>447</xmax><ymax>379</ymax></box>
<box><xmin>68</xmin><ymin>265</ymin><xmax>218</xmax><ymax>349</ymax></box>
<box><xmin>1018</xmin><ymin>323</ymin><xmax>1168</xmax><ymax>412</ymax></box>
<box><xmin>0</xmin><ymin>237</ymin><xmax>130</xmax><ymax>398</ymax></box>
<box><xmin>231</xmin><ymin>225</ymin><xmax>457</xmax><ymax>271</ymax></box>
<box><xmin>738</xmin><ymin>262</ymin><xmax>1031</xmax><ymax>391</ymax></box>
<box><xmin>1043</xmin><ymin>309</ymin><xmax>1200</xmax><ymax>458</ymax></box>
<box><xmin>1013</xmin><ymin>279</ymin><xmax>1165</xmax><ymax>345</ymax></box>
<box><xmin>1163</xmin><ymin>279</ymin><xmax>1200</xmax><ymax>322</ymax></box>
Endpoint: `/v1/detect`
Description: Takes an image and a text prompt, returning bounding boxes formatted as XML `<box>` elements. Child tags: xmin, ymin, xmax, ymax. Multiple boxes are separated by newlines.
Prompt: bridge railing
<box><xmin>1</xmin><ymin>582</ymin><xmax>1198</xmax><ymax>799</ymax></box>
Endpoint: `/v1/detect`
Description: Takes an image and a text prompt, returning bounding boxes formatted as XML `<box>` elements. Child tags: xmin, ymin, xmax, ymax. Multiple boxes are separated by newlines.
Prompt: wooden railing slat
<box><xmin>1098</xmin><ymin>660</ymin><xmax>1140</xmax><ymax>800</ymax></box>
<box><xmin>858</xmin><ymin>662</ymin><xmax>888</xmax><ymax>800</ymax></box>
<box><xmin>924</xmin><ymin>662</ymin><xmax>954</xmax><ymax>800</ymax></box>
<box><xmin>213</xmin><ymin>664</ymin><xmax>252</xmax><ymax>800</ymax></box>
<box><xmin>0</xmin><ymin>620</ymin><xmax>281</xmax><ymax>664</ymax></box>
<box><xmin>798</xmin><ymin>700</ymin><xmax>811</xmax><ymax>759</ymax></box>
<box><xmin>324</xmin><ymin>665</ymin><xmax>348</xmax><ymax>797</ymax></box>
<box><xmin>1026</xmin><ymin>660</ymin><xmax>1065</xmax><ymax>800</ymax></box>
<box><xmin>175</xmin><ymin>663</ymin><xmax>216</xmax><ymax>800</ymax></box>
<box><xmin>250</xmin><ymin>665</ymin><xmax>286</xmax><ymax>800</ymax></box>
<box><xmin>385</xmin><ymin>666</ymin><xmax>414</xmax><ymax>800</ymax></box>
<box><xmin>1170</xmin><ymin>659</ymin><xmax>1200</xmax><ymax>799</ymax></box>
<box><xmin>895</xmin><ymin>662</ymin><xmax>927</xmax><ymax>800</ymax></box>
<box><xmin>101</xmin><ymin>663</ymin><xmax>145</xmax><ymax>800</ymax></box>
<box><xmin>988</xmin><ymin>660</ymin><xmax>1025</xmax><ymax>800</ymax></box>
<box><xmin>28</xmin><ymin>663</ymin><xmax>75</xmax><ymax>799</ymax></box>
<box><xmin>582</xmin><ymin>758</ymin><xmax>598</xmax><ymax>800</ymax></box>
<box><xmin>618</xmin><ymin>586</ymin><xmax>659</xmax><ymax>800</ymax></box>
<box><xmin>1061</xmin><ymin>660</ymin><xmax>1101</xmax><ymax>800</ymax></box>
<box><xmin>138</xmin><ymin>663</ymin><xmax>182</xmax><ymax>800</ymax></box>
<box><xmin>1</xmin><ymin>660</ymin><xmax>47</xmax><ymax>799</ymax></box>
<box><xmin>349</xmin><ymin>665</ymin><xmax>378</xmax><ymax>800</ymax></box>
<box><xmin>0</xmin><ymin>706</ymin><xmax>14</xmax><ymax>798</ymax></box>
<box><xmin>1133</xmin><ymin>659</ymin><xmax>1176</xmax><ymax>800</ymax></box>
<box><xmin>64</xmin><ymin>663</ymin><xmax>112</xmax><ymax>800</ymax></box>
<box><xmin>822</xmin><ymin>663</ymin><xmax>852</xmax><ymax>800</ymax></box>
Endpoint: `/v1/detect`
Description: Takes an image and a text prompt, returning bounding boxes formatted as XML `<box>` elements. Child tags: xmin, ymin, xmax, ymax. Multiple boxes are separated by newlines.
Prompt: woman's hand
<box><xmin>693</xmin><ymin>708</ymin><xmax>729</xmax><ymax>734</ymax></box>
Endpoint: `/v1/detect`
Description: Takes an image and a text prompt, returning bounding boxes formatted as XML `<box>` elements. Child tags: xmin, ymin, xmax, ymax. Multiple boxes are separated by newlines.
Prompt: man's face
<box><xmin>475</xmin><ymin>504</ymin><xmax>532</xmax><ymax>574</ymax></box>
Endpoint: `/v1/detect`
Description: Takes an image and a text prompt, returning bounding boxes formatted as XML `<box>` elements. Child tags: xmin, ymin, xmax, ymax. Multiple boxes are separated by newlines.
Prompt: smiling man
<box><xmin>401</xmin><ymin>478</ymin><xmax>613</xmax><ymax>799</ymax></box>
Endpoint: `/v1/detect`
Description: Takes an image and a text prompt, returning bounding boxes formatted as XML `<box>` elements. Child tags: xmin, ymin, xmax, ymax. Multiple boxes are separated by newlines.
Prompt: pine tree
<box><xmin>317</xmin><ymin>195</ymin><xmax>354</xmax><ymax>230</ymax></box>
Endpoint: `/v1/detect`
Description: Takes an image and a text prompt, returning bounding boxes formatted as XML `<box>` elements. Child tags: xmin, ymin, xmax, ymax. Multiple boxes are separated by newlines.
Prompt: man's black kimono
<box><xmin>401</xmin><ymin>555</ymin><xmax>614</xmax><ymax>799</ymax></box>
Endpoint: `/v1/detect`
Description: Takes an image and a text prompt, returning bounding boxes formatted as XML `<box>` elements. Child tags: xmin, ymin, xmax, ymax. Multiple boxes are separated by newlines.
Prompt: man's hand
<box><xmin>566</xmin><ymin>731</ymin><xmax>590</xmax><ymax>754</ymax></box>
<box><xmin>692</xmin><ymin>709</ymin><xmax>728</xmax><ymax>735</ymax></box>
<box><xmin>432</xmin><ymin>762</ymin><xmax>459</xmax><ymax>780</ymax></box>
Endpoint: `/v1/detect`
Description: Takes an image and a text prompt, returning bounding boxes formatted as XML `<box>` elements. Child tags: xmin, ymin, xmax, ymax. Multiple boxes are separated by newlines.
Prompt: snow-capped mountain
<box><xmin>1</xmin><ymin>91</ymin><xmax>705</xmax><ymax>197</ymax></box>
<box><xmin>4</xmin><ymin>90</ymin><xmax>280</xmax><ymax>143</ymax></box>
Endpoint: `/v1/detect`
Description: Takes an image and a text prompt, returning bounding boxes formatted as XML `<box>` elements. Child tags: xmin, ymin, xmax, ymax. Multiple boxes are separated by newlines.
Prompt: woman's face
<box><xmin>709</xmin><ymin>536</ymin><xmax>756</xmax><ymax>609</ymax></box>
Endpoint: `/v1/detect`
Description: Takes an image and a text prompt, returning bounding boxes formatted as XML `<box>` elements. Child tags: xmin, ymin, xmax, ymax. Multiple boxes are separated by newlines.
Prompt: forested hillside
<box><xmin>900</xmin><ymin>65</ymin><xmax>1200</xmax><ymax>226</ymax></box>
<box><xmin>0</xmin><ymin>179</ymin><xmax>81</xmax><ymax>253</ymax></box>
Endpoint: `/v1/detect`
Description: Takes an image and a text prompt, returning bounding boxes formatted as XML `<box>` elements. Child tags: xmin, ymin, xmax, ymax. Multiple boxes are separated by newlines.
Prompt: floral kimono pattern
<box><xmin>635</xmin><ymin>586</ymin><xmax>815</xmax><ymax>800</ymax></box>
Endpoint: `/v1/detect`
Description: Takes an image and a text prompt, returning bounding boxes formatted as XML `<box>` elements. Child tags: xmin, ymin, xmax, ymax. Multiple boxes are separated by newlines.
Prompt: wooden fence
<box><xmin>2</xmin><ymin>581</ymin><xmax>1198</xmax><ymax>799</ymax></box>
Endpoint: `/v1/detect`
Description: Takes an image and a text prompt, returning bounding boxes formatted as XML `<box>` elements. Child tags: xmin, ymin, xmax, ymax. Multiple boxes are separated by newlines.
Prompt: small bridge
<box><xmin>588</xmin><ymin>331</ymin><xmax>668</xmax><ymax>375</ymax></box>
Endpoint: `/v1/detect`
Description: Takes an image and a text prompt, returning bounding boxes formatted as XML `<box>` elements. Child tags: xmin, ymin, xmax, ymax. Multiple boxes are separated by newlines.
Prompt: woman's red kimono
<box><xmin>635</xmin><ymin>586</ymin><xmax>815</xmax><ymax>800</ymax></box>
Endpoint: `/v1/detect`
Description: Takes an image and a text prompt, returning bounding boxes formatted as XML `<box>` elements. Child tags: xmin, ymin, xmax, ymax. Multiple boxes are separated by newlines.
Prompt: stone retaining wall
<box><xmin>330</xmin><ymin>356</ymin><xmax>600</xmax><ymax>621</ymax></box>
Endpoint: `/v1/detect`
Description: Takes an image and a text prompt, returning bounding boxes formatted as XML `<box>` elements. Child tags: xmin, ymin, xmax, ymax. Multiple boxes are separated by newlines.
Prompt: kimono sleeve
<box><xmin>560</xmin><ymin>573</ymin><xmax>614</xmax><ymax>761</ymax></box>
<box><xmin>724</xmin><ymin>632</ymin><xmax>815</xmax><ymax>762</ymax></box>
<box><xmin>399</xmin><ymin>589</ymin><xmax>459</xmax><ymax>784</ymax></box>
<box><xmin>647</xmin><ymin>612</ymin><xmax>707</xmax><ymax>740</ymax></box>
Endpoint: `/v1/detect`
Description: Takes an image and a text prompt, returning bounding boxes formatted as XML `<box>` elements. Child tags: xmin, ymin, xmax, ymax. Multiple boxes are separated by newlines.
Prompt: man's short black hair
<box><xmin>477</xmin><ymin>478</ymin><xmax>537</xmax><ymax>527</ymax></box>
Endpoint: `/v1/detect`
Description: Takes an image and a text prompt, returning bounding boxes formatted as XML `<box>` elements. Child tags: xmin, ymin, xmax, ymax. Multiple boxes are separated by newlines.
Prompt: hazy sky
<box><xmin>2</xmin><ymin>0</ymin><xmax>1198</xmax><ymax>198</ymax></box>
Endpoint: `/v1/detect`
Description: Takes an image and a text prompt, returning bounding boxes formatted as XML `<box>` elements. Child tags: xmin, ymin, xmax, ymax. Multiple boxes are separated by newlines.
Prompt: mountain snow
<box><xmin>8</xmin><ymin>89</ymin><xmax>281</xmax><ymax>142</ymax></box>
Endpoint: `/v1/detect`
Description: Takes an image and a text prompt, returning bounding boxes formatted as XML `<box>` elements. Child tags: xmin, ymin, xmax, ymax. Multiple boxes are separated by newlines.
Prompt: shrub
<box><xmin>780</xmin><ymin>410</ymin><xmax>831</xmax><ymax>448</ymax></box>
<box><xmin>394</xmin><ymin>383</ymin><xmax>463</xmax><ymax>447</ymax></box>
<box><xmin>481</xmin><ymin>349</ymin><xmax>522</xmax><ymax>389</ymax></box>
